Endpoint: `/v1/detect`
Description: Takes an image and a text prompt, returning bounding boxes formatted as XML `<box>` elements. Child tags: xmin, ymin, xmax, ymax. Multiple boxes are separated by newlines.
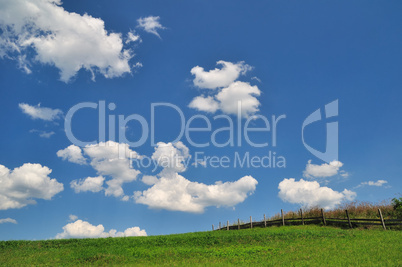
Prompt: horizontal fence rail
<box><xmin>213</xmin><ymin>208</ymin><xmax>402</xmax><ymax>231</ymax></box>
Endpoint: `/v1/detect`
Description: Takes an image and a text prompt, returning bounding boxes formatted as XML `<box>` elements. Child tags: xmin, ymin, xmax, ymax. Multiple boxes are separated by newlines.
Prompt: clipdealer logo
<box><xmin>63</xmin><ymin>100</ymin><xmax>339</xmax><ymax>169</ymax></box>
<box><xmin>64</xmin><ymin>101</ymin><xmax>286</xmax><ymax>149</ymax></box>
<box><xmin>302</xmin><ymin>100</ymin><xmax>339</xmax><ymax>163</ymax></box>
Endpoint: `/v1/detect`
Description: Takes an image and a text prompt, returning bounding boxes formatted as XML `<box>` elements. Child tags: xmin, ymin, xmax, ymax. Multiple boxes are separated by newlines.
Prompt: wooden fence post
<box><xmin>321</xmin><ymin>209</ymin><xmax>327</xmax><ymax>226</ymax></box>
<box><xmin>281</xmin><ymin>209</ymin><xmax>285</xmax><ymax>226</ymax></box>
<box><xmin>250</xmin><ymin>216</ymin><xmax>253</xmax><ymax>229</ymax></box>
<box><xmin>300</xmin><ymin>208</ymin><xmax>304</xmax><ymax>225</ymax></box>
<box><xmin>227</xmin><ymin>220</ymin><xmax>229</xmax><ymax>230</ymax></box>
<box><xmin>264</xmin><ymin>214</ymin><xmax>267</xmax><ymax>227</ymax></box>
<box><xmin>345</xmin><ymin>210</ymin><xmax>352</xmax><ymax>228</ymax></box>
<box><xmin>212</xmin><ymin>224</ymin><xmax>214</xmax><ymax>231</ymax></box>
<box><xmin>219</xmin><ymin>222</ymin><xmax>221</xmax><ymax>230</ymax></box>
<box><xmin>238</xmin><ymin>218</ymin><xmax>240</xmax><ymax>230</ymax></box>
<box><xmin>378</xmin><ymin>209</ymin><xmax>386</xmax><ymax>230</ymax></box>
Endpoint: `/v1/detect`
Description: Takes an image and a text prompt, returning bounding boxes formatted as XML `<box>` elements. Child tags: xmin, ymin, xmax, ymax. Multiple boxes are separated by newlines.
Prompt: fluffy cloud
<box><xmin>0</xmin><ymin>218</ymin><xmax>17</xmax><ymax>224</ymax></box>
<box><xmin>0</xmin><ymin>0</ymin><xmax>134</xmax><ymax>82</ymax></box>
<box><xmin>19</xmin><ymin>103</ymin><xmax>63</xmax><ymax>121</ymax></box>
<box><xmin>186</xmin><ymin>175</ymin><xmax>258</xmax><ymax>208</ymax></box>
<box><xmin>141</xmin><ymin>175</ymin><xmax>159</xmax><ymax>186</ymax></box>
<box><xmin>0</xmin><ymin>163</ymin><xmax>64</xmax><ymax>210</ymax></box>
<box><xmin>189</xmin><ymin>61</ymin><xmax>260</xmax><ymax>118</ymax></box>
<box><xmin>137</xmin><ymin>16</ymin><xmax>165</xmax><ymax>38</ymax></box>
<box><xmin>59</xmin><ymin>141</ymin><xmax>142</xmax><ymax>199</ymax></box>
<box><xmin>215</xmin><ymin>81</ymin><xmax>261</xmax><ymax>117</ymax></box>
<box><xmin>126</xmin><ymin>30</ymin><xmax>141</xmax><ymax>44</ymax></box>
<box><xmin>61</xmin><ymin>141</ymin><xmax>258</xmax><ymax>212</ymax></box>
<box><xmin>188</xmin><ymin>95</ymin><xmax>219</xmax><ymax>113</ymax></box>
<box><xmin>57</xmin><ymin>145</ymin><xmax>87</xmax><ymax>165</ymax></box>
<box><xmin>70</xmin><ymin>176</ymin><xmax>105</xmax><ymax>193</ymax></box>
<box><xmin>191</xmin><ymin>61</ymin><xmax>252</xmax><ymax>89</ymax></box>
<box><xmin>357</xmin><ymin>180</ymin><xmax>388</xmax><ymax>188</ymax></box>
<box><xmin>55</xmin><ymin>219</ymin><xmax>147</xmax><ymax>239</ymax></box>
<box><xmin>342</xmin><ymin>189</ymin><xmax>357</xmax><ymax>201</ymax></box>
<box><xmin>135</xmin><ymin>173</ymin><xmax>258</xmax><ymax>213</ymax></box>
<box><xmin>134</xmin><ymin>141</ymin><xmax>257</xmax><ymax>213</ymax></box>
<box><xmin>278</xmin><ymin>178</ymin><xmax>356</xmax><ymax>210</ymax></box>
<box><xmin>303</xmin><ymin>160</ymin><xmax>345</xmax><ymax>178</ymax></box>
<box><xmin>84</xmin><ymin>142</ymin><xmax>141</xmax><ymax>198</ymax></box>
<box><xmin>151</xmin><ymin>141</ymin><xmax>190</xmax><ymax>174</ymax></box>
<box><xmin>189</xmin><ymin>82</ymin><xmax>261</xmax><ymax>118</ymax></box>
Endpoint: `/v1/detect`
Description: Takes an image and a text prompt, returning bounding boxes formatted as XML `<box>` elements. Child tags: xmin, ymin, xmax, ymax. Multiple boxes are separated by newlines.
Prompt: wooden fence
<box><xmin>212</xmin><ymin>208</ymin><xmax>402</xmax><ymax>231</ymax></box>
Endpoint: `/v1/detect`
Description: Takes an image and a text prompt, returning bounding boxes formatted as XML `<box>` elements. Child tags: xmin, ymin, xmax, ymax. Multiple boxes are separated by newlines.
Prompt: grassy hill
<box><xmin>1</xmin><ymin>225</ymin><xmax>401</xmax><ymax>266</ymax></box>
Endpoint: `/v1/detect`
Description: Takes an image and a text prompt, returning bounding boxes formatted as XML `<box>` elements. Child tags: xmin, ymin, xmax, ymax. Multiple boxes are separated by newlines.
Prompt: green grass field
<box><xmin>0</xmin><ymin>225</ymin><xmax>401</xmax><ymax>266</ymax></box>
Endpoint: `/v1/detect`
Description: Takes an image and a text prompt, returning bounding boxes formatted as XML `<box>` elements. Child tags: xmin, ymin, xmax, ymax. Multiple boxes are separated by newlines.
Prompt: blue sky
<box><xmin>0</xmin><ymin>0</ymin><xmax>401</xmax><ymax>240</ymax></box>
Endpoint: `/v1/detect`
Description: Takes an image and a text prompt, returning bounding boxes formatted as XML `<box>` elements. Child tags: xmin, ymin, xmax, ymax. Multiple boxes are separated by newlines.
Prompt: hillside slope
<box><xmin>0</xmin><ymin>226</ymin><xmax>401</xmax><ymax>266</ymax></box>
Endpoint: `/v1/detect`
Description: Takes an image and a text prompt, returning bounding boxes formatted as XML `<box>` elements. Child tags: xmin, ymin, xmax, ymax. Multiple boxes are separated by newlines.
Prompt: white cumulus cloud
<box><xmin>188</xmin><ymin>95</ymin><xmax>219</xmax><ymax>113</ymax></box>
<box><xmin>278</xmin><ymin>178</ymin><xmax>356</xmax><ymax>210</ymax></box>
<box><xmin>0</xmin><ymin>218</ymin><xmax>17</xmax><ymax>224</ymax></box>
<box><xmin>215</xmin><ymin>81</ymin><xmax>261</xmax><ymax>117</ymax></box>
<box><xmin>187</xmin><ymin>175</ymin><xmax>258</xmax><ymax>208</ymax></box>
<box><xmin>137</xmin><ymin>16</ymin><xmax>165</xmax><ymax>38</ymax></box>
<box><xmin>303</xmin><ymin>160</ymin><xmax>345</xmax><ymax>179</ymax></box>
<box><xmin>151</xmin><ymin>141</ymin><xmax>190</xmax><ymax>175</ymax></box>
<box><xmin>0</xmin><ymin>163</ymin><xmax>64</xmax><ymax>210</ymax></box>
<box><xmin>57</xmin><ymin>145</ymin><xmax>87</xmax><ymax>165</ymax></box>
<box><xmin>135</xmin><ymin>173</ymin><xmax>258</xmax><ymax>213</ymax></box>
<box><xmin>191</xmin><ymin>61</ymin><xmax>252</xmax><ymax>89</ymax></box>
<box><xmin>189</xmin><ymin>61</ymin><xmax>260</xmax><ymax>118</ymax></box>
<box><xmin>84</xmin><ymin>142</ymin><xmax>141</xmax><ymax>198</ymax></box>
<box><xmin>59</xmin><ymin>141</ymin><xmax>142</xmax><ymax>200</ymax></box>
<box><xmin>70</xmin><ymin>176</ymin><xmax>105</xmax><ymax>193</ymax></box>
<box><xmin>126</xmin><ymin>30</ymin><xmax>141</xmax><ymax>44</ymax></box>
<box><xmin>60</xmin><ymin>141</ymin><xmax>258</xmax><ymax>212</ymax></box>
<box><xmin>55</xmin><ymin>219</ymin><xmax>147</xmax><ymax>239</ymax></box>
<box><xmin>0</xmin><ymin>0</ymin><xmax>135</xmax><ymax>82</ymax></box>
<box><xmin>19</xmin><ymin>103</ymin><xmax>63</xmax><ymax>121</ymax></box>
<box><xmin>134</xmin><ymin>142</ymin><xmax>257</xmax><ymax>213</ymax></box>
<box><xmin>141</xmin><ymin>175</ymin><xmax>159</xmax><ymax>186</ymax></box>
